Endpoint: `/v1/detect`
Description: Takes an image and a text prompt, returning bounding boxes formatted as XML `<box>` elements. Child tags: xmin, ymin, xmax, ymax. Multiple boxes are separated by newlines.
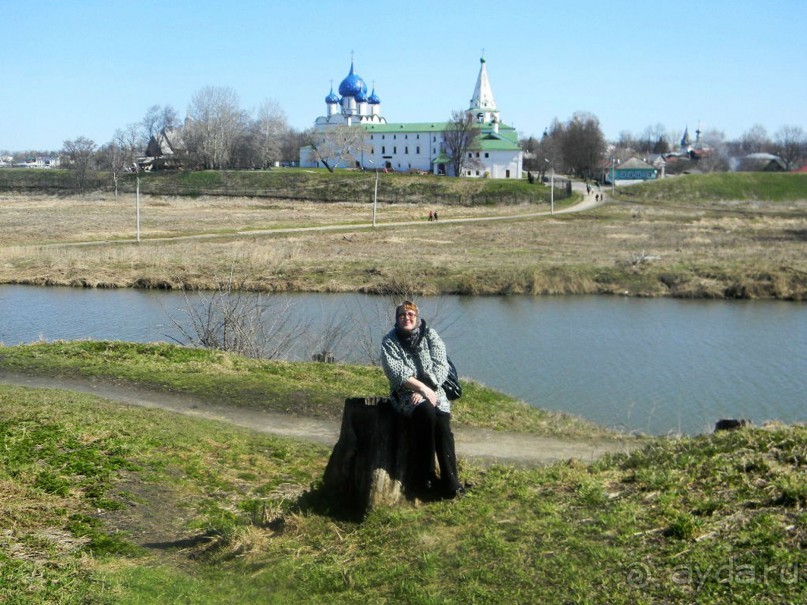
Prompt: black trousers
<box><xmin>410</xmin><ymin>403</ymin><xmax>461</xmax><ymax>491</ymax></box>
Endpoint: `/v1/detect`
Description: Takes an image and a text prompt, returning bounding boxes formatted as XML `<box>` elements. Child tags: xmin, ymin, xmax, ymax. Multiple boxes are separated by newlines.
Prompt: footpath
<box><xmin>0</xmin><ymin>369</ymin><xmax>636</xmax><ymax>467</ymax></box>
<box><xmin>31</xmin><ymin>183</ymin><xmax>605</xmax><ymax>249</ymax></box>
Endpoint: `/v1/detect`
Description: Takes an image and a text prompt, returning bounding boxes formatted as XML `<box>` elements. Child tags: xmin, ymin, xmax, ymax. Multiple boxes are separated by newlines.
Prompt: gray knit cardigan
<box><xmin>381</xmin><ymin>321</ymin><xmax>451</xmax><ymax>416</ymax></box>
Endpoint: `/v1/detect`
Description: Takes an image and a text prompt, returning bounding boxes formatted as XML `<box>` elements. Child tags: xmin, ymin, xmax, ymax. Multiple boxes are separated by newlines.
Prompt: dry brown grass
<box><xmin>1</xmin><ymin>193</ymin><xmax>805</xmax><ymax>299</ymax></box>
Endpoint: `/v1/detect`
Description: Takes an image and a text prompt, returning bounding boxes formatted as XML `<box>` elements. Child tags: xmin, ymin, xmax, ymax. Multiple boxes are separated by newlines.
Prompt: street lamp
<box><xmin>544</xmin><ymin>158</ymin><xmax>554</xmax><ymax>214</ymax></box>
<box><xmin>611</xmin><ymin>158</ymin><xmax>619</xmax><ymax>194</ymax></box>
<box><xmin>135</xmin><ymin>164</ymin><xmax>141</xmax><ymax>242</ymax></box>
<box><xmin>367</xmin><ymin>159</ymin><xmax>379</xmax><ymax>227</ymax></box>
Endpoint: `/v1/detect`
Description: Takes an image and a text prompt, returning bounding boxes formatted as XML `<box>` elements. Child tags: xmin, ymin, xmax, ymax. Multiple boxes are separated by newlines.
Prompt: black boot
<box><xmin>435</xmin><ymin>412</ymin><xmax>464</xmax><ymax>498</ymax></box>
<box><xmin>409</xmin><ymin>404</ymin><xmax>440</xmax><ymax>499</ymax></box>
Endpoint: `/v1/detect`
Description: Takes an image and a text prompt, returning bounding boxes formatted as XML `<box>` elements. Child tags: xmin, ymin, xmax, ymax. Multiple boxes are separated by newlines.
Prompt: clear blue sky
<box><xmin>2</xmin><ymin>0</ymin><xmax>805</xmax><ymax>152</ymax></box>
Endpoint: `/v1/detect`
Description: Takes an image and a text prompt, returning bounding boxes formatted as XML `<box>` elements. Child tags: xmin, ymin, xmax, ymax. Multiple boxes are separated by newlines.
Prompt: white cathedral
<box><xmin>299</xmin><ymin>57</ymin><xmax>523</xmax><ymax>179</ymax></box>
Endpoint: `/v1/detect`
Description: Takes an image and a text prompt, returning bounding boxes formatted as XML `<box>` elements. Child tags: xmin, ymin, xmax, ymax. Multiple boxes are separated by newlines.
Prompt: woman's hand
<box><xmin>408</xmin><ymin>387</ymin><xmax>437</xmax><ymax>406</ymax></box>
<box><xmin>405</xmin><ymin>378</ymin><xmax>437</xmax><ymax>406</ymax></box>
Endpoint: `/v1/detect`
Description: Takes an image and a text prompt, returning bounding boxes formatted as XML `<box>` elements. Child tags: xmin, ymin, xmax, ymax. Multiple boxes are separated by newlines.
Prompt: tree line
<box><xmin>53</xmin><ymin>85</ymin><xmax>493</xmax><ymax>188</ymax></box>
<box><xmin>5</xmin><ymin>82</ymin><xmax>806</xmax><ymax>189</ymax></box>
<box><xmin>52</xmin><ymin>87</ymin><xmax>309</xmax><ymax>189</ymax></box>
<box><xmin>522</xmin><ymin>116</ymin><xmax>807</xmax><ymax>181</ymax></box>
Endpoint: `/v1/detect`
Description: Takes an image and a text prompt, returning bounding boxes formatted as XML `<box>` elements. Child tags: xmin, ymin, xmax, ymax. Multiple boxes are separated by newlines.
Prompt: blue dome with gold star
<box><xmin>338</xmin><ymin>62</ymin><xmax>367</xmax><ymax>98</ymax></box>
<box><xmin>368</xmin><ymin>88</ymin><xmax>380</xmax><ymax>105</ymax></box>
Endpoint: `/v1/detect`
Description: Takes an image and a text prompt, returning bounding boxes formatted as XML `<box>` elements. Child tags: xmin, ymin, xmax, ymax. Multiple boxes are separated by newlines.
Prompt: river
<box><xmin>0</xmin><ymin>285</ymin><xmax>804</xmax><ymax>436</ymax></box>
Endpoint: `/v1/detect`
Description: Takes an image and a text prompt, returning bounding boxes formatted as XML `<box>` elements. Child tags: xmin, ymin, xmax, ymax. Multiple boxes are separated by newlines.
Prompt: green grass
<box><xmin>0</xmin><ymin>341</ymin><xmax>618</xmax><ymax>439</ymax></box>
<box><xmin>0</xmin><ymin>377</ymin><xmax>803</xmax><ymax>604</ymax></box>
<box><xmin>0</xmin><ymin>166</ymin><xmax>555</xmax><ymax>205</ymax></box>
<box><xmin>0</xmin><ymin>167</ymin><xmax>79</xmax><ymax>190</ymax></box>
<box><xmin>617</xmin><ymin>172</ymin><xmax>807</xmax><ymax>203</ymax></box>
<box><xmin>128</xmin><ymin>168</ymin><xmax>554</xmax><ymax>206</ymax></box>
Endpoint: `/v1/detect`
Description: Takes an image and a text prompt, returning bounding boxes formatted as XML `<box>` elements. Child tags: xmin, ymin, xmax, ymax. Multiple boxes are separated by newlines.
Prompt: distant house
<box><xmin>737</xmin><ymin>153</ymin><xmax>786</xmax><ymax>172</ymax></box>
<box><xmin>17</xmin><ymin>156</ymin><xmax>60</xmax><ymax>169</ymax></box>
<box><xmin>645</xmin><ymin>154</ymin><xmax>667</xmax><ymax>178</ymax></box>
<box><xmin>609</xmin><ymin>157</ymin><xmax>658</xmax><ymax>185</ymax></box>
<box><xmin>140</xmin><ymin>128</ymin><xmax>184</xmax><ymax>170</ymax></box>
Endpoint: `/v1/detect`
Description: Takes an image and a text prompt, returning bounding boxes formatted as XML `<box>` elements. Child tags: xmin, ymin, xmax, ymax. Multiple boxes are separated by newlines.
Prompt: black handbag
<box><xmin>442</xmin><ymin>357</ymin><xmax>462</xmax><ymax>400</ymax></box>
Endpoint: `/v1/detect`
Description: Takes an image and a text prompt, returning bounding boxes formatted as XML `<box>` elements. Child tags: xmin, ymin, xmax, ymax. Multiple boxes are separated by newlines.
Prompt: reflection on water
<box><xmin>1</xmin><ymin>285</ymin><xmax>804</xmax><ymax>435</ymax></box>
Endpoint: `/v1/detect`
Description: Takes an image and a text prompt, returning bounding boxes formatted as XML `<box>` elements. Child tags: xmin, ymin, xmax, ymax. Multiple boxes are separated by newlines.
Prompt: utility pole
<box><xmin>135</xmin><ymin>166</ymin><xmax>141</xmax><ymax>243</ymax></box>
<box><xmin>545</xmin><ymin>158</ymin><xmax>554</xmax><ymax>214</ymax></box>
<box><xmin>373</xmin><ymin>168</ymin><xmax>379</xmax><ymax>227</ymax></box>
<box><xmin>368</xmin><ymin>159</ymin><xmax>379</xmax><ymax>227</ymax></box>
<box><xmin>611</xmin><ymin>158</ymin><xmax>618</xmax><ymax>194</ymax></box>
<box><xmin>550</xmin><ymin>165</ymin><xmax>554</xmax><ymax>214</ymax></box>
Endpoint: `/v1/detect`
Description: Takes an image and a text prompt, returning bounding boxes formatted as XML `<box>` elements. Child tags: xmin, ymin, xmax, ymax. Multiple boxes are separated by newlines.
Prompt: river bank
<box><xmin>1</xmin><ymin>189</ymin><xmax>806</xmax><ymax>299</ymax></box>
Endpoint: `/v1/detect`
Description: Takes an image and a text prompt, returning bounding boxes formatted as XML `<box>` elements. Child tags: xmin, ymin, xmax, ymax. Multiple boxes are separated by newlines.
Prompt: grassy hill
<box><xmin>3</xmin><ymin>167</ymin><xmax>805</xmax><ymax>205</ymax></box>
<box><xmin>0</xmin><ymin>167</ymin><xmax>553</xmax><ymax>205</ymax></box>
<box><xmin>616</xmin><ymin>172</ymin><xmax>807</xmax><ymax>203</ymax></box>
<box><xmin>0</xmin><ymin>343</ymin><xmax>803</xmax><ymax>603</ymax></box>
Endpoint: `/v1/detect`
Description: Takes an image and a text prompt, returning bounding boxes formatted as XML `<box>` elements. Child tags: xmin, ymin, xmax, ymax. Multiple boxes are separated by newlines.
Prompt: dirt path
<box><xmin>30</xmin><ymin>188</ymin><xmax>604</xmax><ymax>249</ymax></box>
<box><xmin>0</xmin><ymin>370</ymin><xmax>636</xmax><ymax>466</ymax></box>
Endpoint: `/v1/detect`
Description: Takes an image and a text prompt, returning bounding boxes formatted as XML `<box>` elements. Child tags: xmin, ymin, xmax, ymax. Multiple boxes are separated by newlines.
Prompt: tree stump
<box><xmin>322</xmin><ymin>397</ymin><xmax>417</xmax><ymax>516</ymax></box>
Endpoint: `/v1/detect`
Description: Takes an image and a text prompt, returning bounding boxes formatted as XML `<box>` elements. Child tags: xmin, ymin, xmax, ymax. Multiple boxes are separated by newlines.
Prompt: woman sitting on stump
<box><xmin>381</xmin><ymin>300</ymin><xmax>464</xmax><ymax>499</ymax></box>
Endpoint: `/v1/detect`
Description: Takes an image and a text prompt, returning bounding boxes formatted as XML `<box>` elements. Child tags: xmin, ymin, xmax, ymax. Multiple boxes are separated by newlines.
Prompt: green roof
<box><xmin>362</xmin><ymin>121</ymin><xmax>520</xmax><ymax>151</ymax></box>
<box><xmin>478</xmin><ymin>135</ymin><xmax>520</xmax><ymax>151</ymax></box>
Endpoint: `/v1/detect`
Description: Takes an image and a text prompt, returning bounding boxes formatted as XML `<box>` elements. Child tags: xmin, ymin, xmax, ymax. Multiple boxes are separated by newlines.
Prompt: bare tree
<box><xmin>550</xmin><ymin>112</ymin><xmax>606</xmax><ymax>179</ymax></box>
<box><xmin>101</xmin><ymin>124</ymin><xmax>144</xmax><ymax>196</ymax></box>
<box><xmin>303</xmin><ymin>299</ymin><xmax>351</xmax><ymax>362</ymax></box>
<box><xmin>167</xmin><ymin>270</ymin><xmax>306</xmax><ymax>359</ymax></box>
<box><xmin>305</xmin><ymin>125</ymin><xmax>369</xmax><ymax>172</ymax></box>
<box><xmin>184</xmin><ymin>86</ymin><xmax>249</xmax><ymax>169</ymax></box>
<box><xmin>519</xmin><ymin>135</ymin><xmax>541</xmax><ymax>173</ymax></box>
<box><xmin>61</xmin><ymin>136</ymin><xmax>97</xmax><ymax>190</ymax></box>
<box><xmin>539</xmin><ymin>125</ymin><xmax>562</xmax><ymax>180</ymax></box>
<box><xmin>637</xmin><ymin>123</ymin><xmax>668</xmax><ymax>153</ymax></box>
<box><xmin>615</xmin><ymin>130</ymin><xmax>637</xmax><ymax>153</ymax></box>
<box><xmin>280</xmin><ymin>128</ymin><xmax>308</xmax><ymax>166</ymax></box>
<box><xmin>142</xmin><ymin>104</ymin><xmax>178</xmax><ymax>142</ymax></box>
<box><xmin>98</xmin><ymin>124</ymin><xmax>142</xmax><ymax>195</ymax></box>
<box><xmin>250</xmin><ymin>99</ymin><xmax>288</xmax><ymax>169</ymax></box>
<box><xmin>95</xmin><ymin>141</ymin><xmax>124</xmax><ymax>196</ymax></box>
<box><xmin>442</xmin><ymin>110</ymin><xmax>481</xmax><ymax>177</ymax></box>
<box><xmin>774</xmin><ymin>125</ymin><xmax>807</xmax><ymax>170</ymax></box>
<box><xmin>740</xmin><ymin>124</ymin><xmax>772</xmax><ymax>154</ymax></box>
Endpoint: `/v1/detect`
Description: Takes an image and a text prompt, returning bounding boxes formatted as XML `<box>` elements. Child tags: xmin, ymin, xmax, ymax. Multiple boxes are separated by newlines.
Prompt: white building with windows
<box><xmin>300</xmin><ymin>57</ymin><xmax>523</xmax><ymax>179</ymax></box>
